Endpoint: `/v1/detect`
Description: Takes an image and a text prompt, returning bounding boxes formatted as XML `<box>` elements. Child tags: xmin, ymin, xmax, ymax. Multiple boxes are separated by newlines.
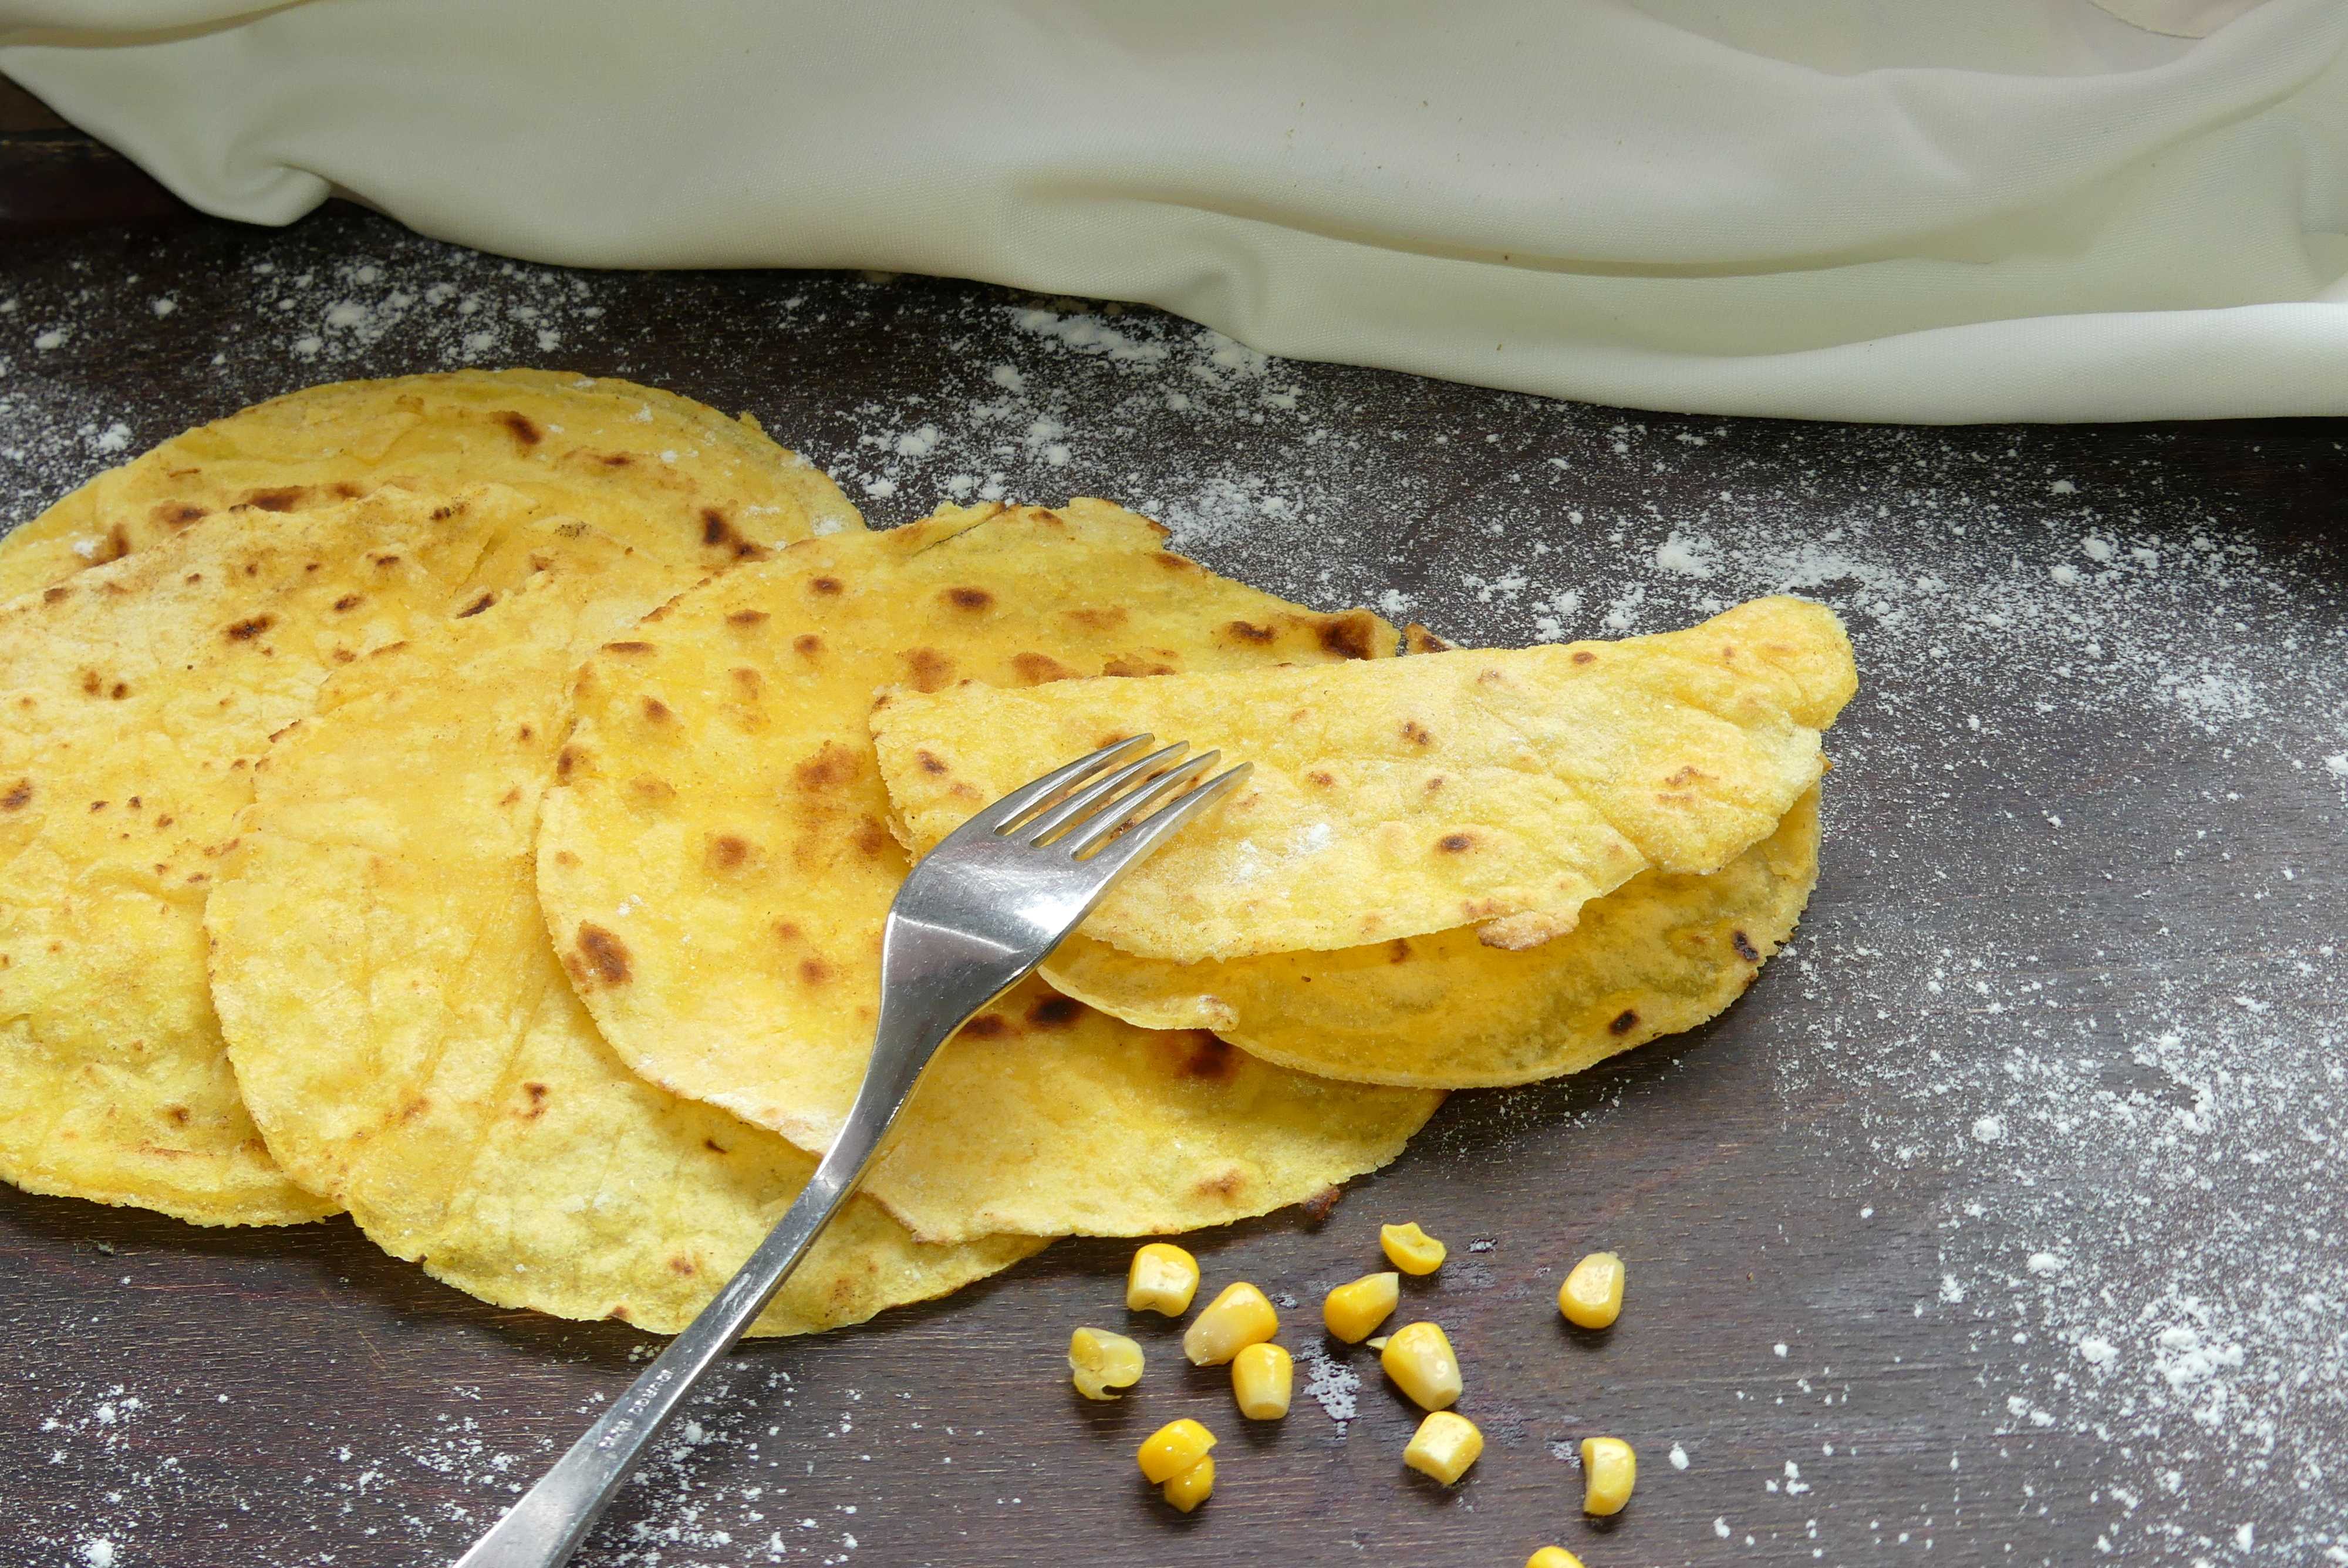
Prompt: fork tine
<box><xmin>1057</xmin><ymin>749</ymin><xmax>1218</xmax><ymax>859</ymax></box>
<box><xmin>963</xmin><ymin>734</ymin><xmax>1154</xmax><ymax>835</ymax></box>
<box><xmin>1079</xmin><ymin>761</ymin><xmax>1252</xmax><ymax>881</ymax></box>
<box><xmin>1013</xmin><ymin>741</ymin><xmax>1190</xmax><ymax>847</ymax></box>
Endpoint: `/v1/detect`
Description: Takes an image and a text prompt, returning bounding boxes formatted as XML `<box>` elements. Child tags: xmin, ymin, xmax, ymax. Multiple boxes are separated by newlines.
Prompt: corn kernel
<box><xmin>1581</xmin><ymin>1436</ymin><xmax>1636</xmax><ymax>1515</ymax></box>
<box><xmin>1126</xmin><ymin>1241</ymin><xmax>1200</xmax><ymax>1316</ymax></box>
<box><xmin>1558</xmin><ymin>1251</ymin><xmax>1625</xmax><ymax>1330</ymax></box>
<box><xmin>1526</xmin><ymin>1549</ymin><xmax>1586</xmax><ymax>1568</ymax></box>
<box><xmin>1182</xmin><ymin>1280</ymin><xmax>1278</xmax><ymax>1365</ymax></box>
<box><xmin>1380</xmin><ymin>1320</ymin><xmax>1462</xmax><ymax>1411</ymax></box>
<box><xmin>1160</xmin><ymin>1453</ymin><xmax>1215</xmax><ymax>1512</ymax></box>
<box><xmin>1365</xmin><ymin>1335</ymin><xmax>1389</xmax><ymax>1350</ymax></box>
<box><xmin>1137</xmin><ymin>1418</ymin><xmax>1217</xmax><ymax>1484</ymax></box>
<box><xmin>1402</xmin><ymin>1409</ymin><xmax>1483</xmax><ymax>1484</ymax></box>
<box><xmin>1381</xmin><ymin>1220</ymin><xmax>1447</xmax><ymax>1274</ymax></box>
<box><xmin>1067</xmin><ymin>1326</ymin><xmax>1144</xmax><ymax>1401</ymax></box>
<box><xmin>1322</xmin><ymin>1270</ymin><xmax>1400</xmax><ymax>1344</ymax></box>
<box><xmin>1231</xmin><ymin>1341</ymin><xmax>1293</xmax><ymax>1419</ymax></box>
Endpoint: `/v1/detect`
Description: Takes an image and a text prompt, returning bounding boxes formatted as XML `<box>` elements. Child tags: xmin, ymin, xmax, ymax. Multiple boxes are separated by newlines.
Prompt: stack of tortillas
<box><xmin>0</xmin><ymin>369</ymin><xmax>1851</xmax><ymax>1338</ymax></box>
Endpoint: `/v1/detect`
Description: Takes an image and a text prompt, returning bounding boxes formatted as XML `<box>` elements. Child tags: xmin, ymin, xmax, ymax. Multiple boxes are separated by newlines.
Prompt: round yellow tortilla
<box><xmin>0</xmin><ymin>368</ymin><xmax>861</xmax><ymax>602</ymax></box>
<box><xmin>868</xmin><ymin>598</ymin><xmax>1856</xmax><ymax>963</ymax></box>
<box><xmin>1044</xmin><ymin>790</ymin><xmax>1821</xmax><ymax>1088</ymax></box>
<box><xmin>537</xmin><ymin>500</ymin><xmax>1440</xmax><ymax>1243</ymax></box>
<box><xmin>210</xmin><ymin>547</ymin><xmax>1036</xmax><ymax>1332</ymax></box>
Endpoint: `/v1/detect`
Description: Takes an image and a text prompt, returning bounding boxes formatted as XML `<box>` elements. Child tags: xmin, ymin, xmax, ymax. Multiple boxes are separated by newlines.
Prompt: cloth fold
<box><xmin>6</xmin><ymin>0</ymin><xmax>2346</xmax><ymax>421</ymax></box>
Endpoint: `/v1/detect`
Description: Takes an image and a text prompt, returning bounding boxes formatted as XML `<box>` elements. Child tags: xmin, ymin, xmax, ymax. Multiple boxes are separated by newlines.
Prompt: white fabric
<box><xmin>5</xmin><ymin>0</ymin><xmax>2346</xmax><ymax>423</ymax></box>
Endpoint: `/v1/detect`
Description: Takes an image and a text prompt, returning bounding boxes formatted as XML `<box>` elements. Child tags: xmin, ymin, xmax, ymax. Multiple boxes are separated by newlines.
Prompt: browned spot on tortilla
<box><xmin>1437</xmin><ymin>832</ymin><xmax>1474</xmax><ymax>853</ymax></box>
<box><xmin>457</xmin><ymin>592</ymin><xmax>496</xmax><ymax>618</ymax></box>
<box><xmin>944</xmin><ymin>586</ymin><xmax>994</xmax><ymax>612</ymax></box>
<box><xmin>1152</xmin><ymin>552</ymin><xmax>1196</xmax><ymax>573</ymax></box>
<box><xmin>520</xmin><ymin>1082</ymin><xmax>549</xmax><ymax>1118</ymax></box>
<box><xmin>1732</xmin><ymin>929</ymin><xmax>1760</xmax><ymax>962</ymax></box>
<box><xmin>1179</xmin><ymin>1033</ymin><xmax>1240</xmax><ymax>1082</ymax></box>
<box><xmin>642</xmin><ymin>696</ymin><xmax>673</xmax><ymax>723</ymax></box>
<box><xmin>726</xmin><ymin>609</ymin><xmax>771</xmax><ymax>631</ymax></box>
<box><xmin>165</xmin><ymin>1105</ymin><xmax>190</xmax><ymax>1127</ymax></box>
<box><xmin>1196</xmin><ymin>1168</ymin><xmax>1245</xmax><ymax>1198</ymax></box>
<box><xmin>667</xmin><ymin>1256</ymin><xmax>697</xmax><ymax>1277</ymax></box>
<box><xmin>1102</xmin><ymin>655</ymin><xmax>1175</xmax><ymax>677</ymax></box>
<box><xmin>960</xmin><ymin>1014</ymin><xmax>1010</xmax><ymax>1041</ymax></box>
<box><xmin>1608</xmin><ymin>1009</ymin><xmax>1639</xmax><ymax>1035</ymax></box>
<box><xmin>1306</xmin><ymin>770</ymin><xmax>1335</xmax><ymax>787</ymax></box>
<box><xmin>1316</xmin><ymin>612</ymin><xmax>1382</xmax><ymax>660</ymax></box>
<box><xmin>797</xmin><ymin>956</ymin><xmax>835</xmax><ymax>986</ymax></box>
<box><xmin>225</xmin><ymin>615</ymin><xmax>275</xmax><ymax>642</ymax></box>
<box><xmin>1401</xmin><ymin>720</ymin><xmax>1433</xmax><ymax>746</ymax></box>
<box><xmin>516</xmin><ymin>724</ymin><xmax>534</xmax><ymax>741</ymax></box>
<box><xmin>794</xmin><ymin>740</ymin><xmax>861</xmax><ymax>791</ymax></box>
<box><xmin>1027</xmin><ymin>993</ymin><xmax>1082</xmax><ymax>1030</ymax></box>
<box><xmin>1011</xmin><ymin>652</ymin><xmax>1074</xmax><ymax>684</ymax></box>
<box><xmin>1425</xmin><ymin>774</ymin><xmax>1446</xmax><ymax>791</ymax></box>
<box><xmin>730</xmin><ymin>667</ymin><xmax>761</xmax><ymax>697</ymax></box>
<box><xmin>575</xmin><ymin>925</ymin><xmax>632</xmax><ymax>984</ymax></box>
<box><xmin>498</xmin><ymin>786</ymin><xmax>522</xmax><ymax>807</ymax></box>
<box><xmin>810</xmin><ymin>575</ymin><xmax>844</xmax><ymax>596</ymax></box>
<box><xmin>157</xmin><ymin>503</ymin><xmax>207</xmax><ymax>528</ymax></box>
<box><xmin>774</xmin><ymin>920</ymin><xmax>803</xmax><ymax>943</ymax></box>
<box><xmin>495</xmin><ymin>410</ymin><xmax>542</xmax><ymax>446</ymax></box>
<box><xmin>905</xmin><ymin>648</ymin><xmax>953</xmax><ymax>692</ymax></box>
<box><xmin>332</xmin><ymin>481</ymin><xmax>362</xmax><ymax>498</ymax></box>
<box><xmin>1298</xmin><ymin>1185</ymin><xmax>1344</xmax><ymax>1225</ymax></box>
<box><xmin>244</xmin><ymin>485</ymin><xmax>306</xmax><ymax>512</ymax></box>
<box><xmin>792</xmin><ymin>633</ymin><xmax>822</xmax><ymax>657</ymax></box>
<box><xmin>1388</xmin><ymin>939</ymin><xmax>1413</xmax><ymax>963</ymax></box>
<box><xmin>709</xmin><ymin>834</ymin><xmax>752</xmax><ymax>870</ymax></box>
<box><xmin>399</xmin><ymin>1095</ymin><xmax>430</xmax><ymax>1122</ymax></box>
<box><xmin>555</xmin><ymin>746</ymin><xmax>582</xmax><ymax>782</ymax></box>
<box><xmin>703</xmin><ymin>1137</ymin><xmax>728</xmax><ymax>1155</ymax></box>
<box><xmin>629</xmin><ymin>777</ymin><xmax>676</xmax><ymax>805</ymax></box>
<box><xmin>1067</xmin><ymin>605</ymin><xmax>1126</xmax><ymax>631</ymax></box>
<box><xmin>332</xmin><ymin>594</ymin><xmax>362</xmax><ymax>611</ymax></box>
<box><xmin>915</xmin><ymin>750</ymin><xmax>949</xmax><ymax>775</ymax></box>
<box><xmin>1664</xmin><ymin>765</ymin><xmax>1708</xmax><ymax>787</ymax></box>
<box><xmin>851</xmin><ymin>817</ymin><xmax>892</xmax><ymax>858</ymax></box>
<box><xmin>1570</xmin><ymin>649</ymin><xmax>1597</xmax><ymax>666</ymax></box>
<box><xmin>42</xmin><ymin>585</ymin><xmax>70</xmax><ymax>603</ymax></box>
<box><xmin>1224</xmin><ymin>620</ymin><xmax>1276</xmax><ymax>644</ymax></box>
<box><xmin>79</xmin><ymin>671</ymin><xmax>100</xmax><ymax>696</ymax></box>
<box><xmin>603</xmin><ymin>640</ymin><xmax>655</xmax><ymax>655</ymax></box>
<box><xmin>599</xmin><ymin>452</ymin><xmax>633</xmax><ymax>468</ymax></box>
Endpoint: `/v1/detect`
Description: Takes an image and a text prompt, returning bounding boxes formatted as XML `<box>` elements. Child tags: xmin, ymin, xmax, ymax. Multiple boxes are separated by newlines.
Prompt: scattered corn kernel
<box><xmin>1160</xmin><ymin>1452</ymin><xmax>1216</xmax><ymax>1512</ymax></box>
<box><xmin>1322</xmin><ymin>1270</ymin><xmax>1401</xmax><ymax>1343</ymax></box>
<box><xmin>1126</xmin><ymin>1241</ymin><xmax>1200</xmax><ymax>1316</ymax></box>
<box><xmin>1402</xmin><ymin>1409</ymin><xmax>1483</xmax><ymax>1484</ymax></box>
<box><xmin>1581</xmin><ymin>1436</ymin><xmax>1637</xmax><ymax>1516</ymax></box>
<box><xmin>1558</xmin><ymin>1251</ymin><xmax>1625</xmax><ymax>1330</ymax></box>
<box><xmin>1381</xmin><ymin>1220</ymin><xmax>1448</xmax><ymax>1274</ymax></box>
<box><xmin>1183</xmin><ymin>1280</ymin><xmax>1278</xmax><ymax>1365</ymax></box>
<box><xmin>1380</xmin><ymin>1320</ymin><xmax>1463</xmax><ymax>1411</ymax></box>
<box><xmin>1526</xmin><ymin>1549</ymin><xmax>1586</xmax><ymax>1568</ymax></box>
<box><xmin>1230</xmin><ymin>1341</ymin><xmax>1293</xmax><ymax>1419</ymax></box>
<box><xmin>1137</xmin><ymin>1418</ymin><xmax>1217</xmax><ymax>1484</ymax></box>
<box><xmin>1067</xmin><ymin>1326</ymin><xmax>1144</xmax><ymax>1401</ymax></box>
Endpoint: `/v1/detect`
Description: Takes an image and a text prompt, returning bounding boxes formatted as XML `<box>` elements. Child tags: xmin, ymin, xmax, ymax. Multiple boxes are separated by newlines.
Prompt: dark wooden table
<box><xmin>3</xmin><ymin>100</ymin><xmax>2343</xmax><ymax>1568</ymax></box>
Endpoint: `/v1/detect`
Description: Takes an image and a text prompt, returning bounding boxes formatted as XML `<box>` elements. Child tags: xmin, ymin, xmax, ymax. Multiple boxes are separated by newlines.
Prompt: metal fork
<box><xmin>453</xmin><ymin>736</ymin><xmax>1246</xmax><ymax>1568</ymax></box>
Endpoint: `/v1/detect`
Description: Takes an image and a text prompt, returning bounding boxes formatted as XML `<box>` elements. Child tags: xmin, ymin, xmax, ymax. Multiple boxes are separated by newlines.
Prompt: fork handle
<box><xmin>448</xmin><ymin>1013</ymin><xmax>947</xmax><ymax>1568</ymax></box>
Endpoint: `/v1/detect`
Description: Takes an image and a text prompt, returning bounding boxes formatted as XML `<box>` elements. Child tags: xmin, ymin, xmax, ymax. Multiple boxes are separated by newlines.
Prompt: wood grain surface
<box><xmin>1</xmin><ymin>201</ymin><xmax>2342</xmax><ymax>1568</ymax></box>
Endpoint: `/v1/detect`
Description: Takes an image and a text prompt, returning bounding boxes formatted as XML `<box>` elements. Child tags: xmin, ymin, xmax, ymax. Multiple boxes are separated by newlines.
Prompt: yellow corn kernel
<box><xmin>1231</xmin><ymin>1341</ymin><xmax>1293</xmax><ymax>1420</ymax></box>
<box><xmin>1067</xmin><ymin>1326</ymin><xmax>1144</xmax><ymax>1401</ymax></box>
<box><xmin>1526</xmin><ymin>1549</ymin><xmax>1586</xmax><ymax>1568</ymax></box>
<box><xmin>1137</xmin><ymin>1418</ymin><xmax>1217</xmax><ymax>1485</ymax></box>
<box><xmin>1160</xmin><ymin>1453</ymin><xmax>1216</xmax><ymax>1512</ymax></box>
<box><xmin>1581</xmin><ymin>1436</ymin><xmax>1636</xmax><ymax>1516</ymax></box>
<box><xmin>1558</xmin><ymin>1251</ymin><xmax>1625</xmax><ymax>1330</ymax></box>
<box><xmin>1381</xmin><ymin>1220</ymin><xmax>1448</xmax><ymax>1275</ymax></box>
<box><xmin>1402</xmin><ymin>1409</ymin><xmax>1483</xmax><ymax>1484</ymax></box>
<box><xmin>1126</xmin><ymin>1241</ymin><xmax>1200</xmax><ymax>1316</ymax></box>
<box><xmin>1322</xmin><ymin>1270</ymin><xmax>1401</xmax><ymax>1344</ymax></box>
<box><xmin>1182</xmin><ymin>1280</ymin><xmax>1278</xmax><ymax>1365</ymax></box>
<box><xmin>1380</xmin><ymin>1320</ymin><xmax>1462</xmax><ymax>1411</ymax></box>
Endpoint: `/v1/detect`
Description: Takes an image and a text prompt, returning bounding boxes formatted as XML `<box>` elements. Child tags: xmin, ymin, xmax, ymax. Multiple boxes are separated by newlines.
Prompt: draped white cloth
<box><xmin>6</xmin><ymin>0</ymin><xmax>2346</xmax><ymax>423</ymax></box>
